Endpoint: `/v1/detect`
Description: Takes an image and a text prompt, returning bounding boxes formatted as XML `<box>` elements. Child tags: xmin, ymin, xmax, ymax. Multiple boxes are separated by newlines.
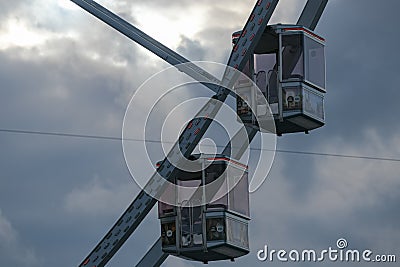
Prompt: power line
<box><xmin>273</xmin><ymin>149</ymin><xmax>400</xmax><ymax>162</ymax></box>
<box><xmin>0</xmin><ymin>128</ymin><xmax>122</xmax><ymax>141</ymax></box>
<box><xmin>0</xmin><ymin>128</ymin><xmax>158</xmax><ymax>143</ymax></box>
<box><xmin>1</xmin><ymin>128</ymin><xmax>399</xmax><ymax>162</ymax></box>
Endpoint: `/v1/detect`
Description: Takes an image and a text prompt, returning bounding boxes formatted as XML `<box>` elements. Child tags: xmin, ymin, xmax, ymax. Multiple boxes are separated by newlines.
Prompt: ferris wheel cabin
<box><xmin>233</xmin><ymin>24</ymin><xmax>326</xmax><ymax>135</ymax></box>
<box><xmin>157</xmin><ymin>154</ymin><xmax>250</xmax><ymax>263</ymax></box>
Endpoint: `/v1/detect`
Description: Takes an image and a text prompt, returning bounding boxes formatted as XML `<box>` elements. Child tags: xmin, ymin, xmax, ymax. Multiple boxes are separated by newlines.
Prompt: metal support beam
<box><xmin>297</xmin><ymin>0</ymin><xmax>328</xmax><ymax>30</ymax></box>
<box><xmin>136</xmin><ymin>238</ymin><xmax>167</xmax><ymax>267</ymax></box>
<box><xmin>222</xmin><ymin>126</ymin><xmax>258</xmax><ymax>158</ymax></box>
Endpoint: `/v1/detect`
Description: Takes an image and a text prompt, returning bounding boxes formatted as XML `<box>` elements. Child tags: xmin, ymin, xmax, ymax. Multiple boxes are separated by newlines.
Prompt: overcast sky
<box><xmin>0</xmin><ymin>0</ymin><xmax>399</xmax><ymax>266</ymax></box>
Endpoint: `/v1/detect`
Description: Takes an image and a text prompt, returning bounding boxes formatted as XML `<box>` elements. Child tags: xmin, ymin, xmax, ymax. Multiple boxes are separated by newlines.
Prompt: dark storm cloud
<box><xmin>0</xmin><ymin>3</ymin><xmax>155</xmax><ymax>266</ymax></box>
<box><xmin>0</xmin><ymin>43</ymin><xmax>143</xmax><ymax>264</ymax></box>
<box><xmin>316</xmin><ymin>0</ymin><xmax>400</xmax><ymax>140</ymax></box>
<box><xmin>0</xmin><ymin>47</ymin><xmax>124</xmax><ymax>132</ymax></box>
<box><xmin>0</xmin><ymin>133</ymin><xmax>141</xmax><ymax>265</ymax></box>
<box><xmin>275</xmin><ymin>0</ymin><xmax>400</xmax><ymax>198</ymax></box>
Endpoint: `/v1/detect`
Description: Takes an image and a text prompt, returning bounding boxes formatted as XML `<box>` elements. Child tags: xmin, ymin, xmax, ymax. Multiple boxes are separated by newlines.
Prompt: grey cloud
<box><xmin>177</xmin><ymin>35</ymin><xmax>206</xmax><ymax>61</ymax></box>
<box><xmin>0</xmin><ymin>0</ymin><xmax>26</xmax><ymax>21</ymax></box>
<box><xmin>0</xmin><ymin>209</ymin><xmax>40</xmax><ymax>266</ymax></box>
<box><xmin>314</xmin><ymin>0</ymin><xmax>400</xmax><ymax>140</ymax></box>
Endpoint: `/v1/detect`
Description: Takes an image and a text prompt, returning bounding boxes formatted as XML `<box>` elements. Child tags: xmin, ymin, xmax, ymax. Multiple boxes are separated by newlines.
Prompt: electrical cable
<box><xmin>1</xmin><ymin>128</ymin><xmax>399</xmax><ymax>162</ymax></box>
